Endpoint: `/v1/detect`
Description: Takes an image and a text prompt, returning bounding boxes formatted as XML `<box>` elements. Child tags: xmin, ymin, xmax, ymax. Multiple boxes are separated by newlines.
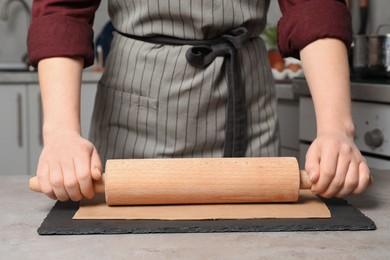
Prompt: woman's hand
<box><xmin>35</xmin><ymin>57</ymin><xmax>102</xmax><ymax>201</ymax></box>
<box><xmin>298</xmin><ymin>38</ymin><xmax>372</xmax><ymax>198</ymax></box>
<box><xmin>305</xmin><ymin>129</ymin><xmax>371</xmax><ymax>198</ymax></box>
<box><xmin>36</xmin><ymin>130</ymin><xmax>102</xmax><ymax>201</ymax></box>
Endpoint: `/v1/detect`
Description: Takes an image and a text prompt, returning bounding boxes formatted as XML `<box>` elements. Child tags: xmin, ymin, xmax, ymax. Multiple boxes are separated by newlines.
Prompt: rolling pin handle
<box><xmin>29</xmin><ymin>175</ymin><xmax>105</xmax><ymax>194</ymax></box>
<box><xmin>93</xmin><ymin>175</ymin><xmax>105</xmax><ymax>193</ymax></box>
<box><xmin>29</xmin><ymin>176</ymin><xmax>41</xmax><ymax>193</ymax></box>
<box><xmin>299</xmin><ymin>170</ymin><xmax>312</xmax><ymax>190</ymax></box>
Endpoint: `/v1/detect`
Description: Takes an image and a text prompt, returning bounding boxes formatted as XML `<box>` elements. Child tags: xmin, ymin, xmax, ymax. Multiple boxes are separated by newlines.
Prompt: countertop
<box><xmin>0</xmin><ymin>71</ymin><xmax>298</xmax><ymax>101</ymax></box>
<box><xmin>293</xmin><ymin>77</ymin><xmax>390</xmax><ymax>104</ymax></box>
<box><xmin>3</xmin><ymin>71</ymin><xmax>389</xmax><ymax>104</ymax></box>
<box><xmin>275</xmin><ymin>80</ymin><xmax>298</xmax><ymax>101</ymax></box>
<box><xmin>1</xmin><ymin>170</ymin><xmax>389</xmax><ymax>259</ymax></box>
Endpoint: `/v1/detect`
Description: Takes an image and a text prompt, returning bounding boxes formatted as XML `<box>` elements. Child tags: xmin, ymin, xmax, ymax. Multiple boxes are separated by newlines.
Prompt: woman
<box><xmin>27</xmin><ymin>0</ymin><xmax>371</xmax><ymax>202</ymax></box>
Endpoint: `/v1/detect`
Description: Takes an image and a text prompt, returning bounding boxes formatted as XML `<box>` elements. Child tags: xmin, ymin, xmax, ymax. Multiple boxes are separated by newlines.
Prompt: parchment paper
<box><xmin>73</xmin><ymin>191</ymin><xmax>330</xmax><ymax>220</ymax></box>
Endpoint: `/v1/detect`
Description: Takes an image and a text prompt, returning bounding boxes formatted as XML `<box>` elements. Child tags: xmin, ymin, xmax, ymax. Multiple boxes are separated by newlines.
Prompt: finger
<box><xmin>335</xmin><ymin>162</ymin><xmax>359</xmax><ymax>198</ymax></box>
<box><xmin>320</xmin><ymin>146</ymin><xmax>351</xmax><ymax>198</ymax></box>
<box><xmin>62</xmin><ymin>159</ymin><xmax>83</xmax><ymax>201</ymax></box>
<box><xmin>313</xmin><ymin>144</ymin><xmax>339</xmax><ymax>195</ymax></box>
<box><xmin>49</xmin><ymin>162</ymin><xmax>69</xmax><ymax>201</ymax></box>
<box><xmin>352</xmin><ymin>161</ymin><xmax>371</xmax><ymax>195</ymax></box>
<box><xmin>91</xmin><ymin>147</ymin><xmax>103</xmax><ymax>181</ymax></box>
<box><xmin>74</xmin><ymin>154</ymin><xmax>95</xmax><ymax>200</ymax></box>
<box><xmin>36</xmin><ymin>160</ymin><xmax>56</xmax><ymax>200</ymax></box>
<box><xmin>305</xmin><ymin>143</ymin><xmax>320</xmax><ymax>184</ymax></box>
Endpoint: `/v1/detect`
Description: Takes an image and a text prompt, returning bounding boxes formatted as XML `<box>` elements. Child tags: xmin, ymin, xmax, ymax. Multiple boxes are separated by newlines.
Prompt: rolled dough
<box><xmin>73</xmin><ymin>191</ymin><xmax>330</xmax><ymax>220</ymax></box>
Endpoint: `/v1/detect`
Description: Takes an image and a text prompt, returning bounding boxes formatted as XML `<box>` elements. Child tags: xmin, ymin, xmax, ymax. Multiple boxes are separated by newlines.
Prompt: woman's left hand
<box><xmin>305</xmin><ymin>129</ymin><xmax>371</xmax><ymax>198</ymax></box>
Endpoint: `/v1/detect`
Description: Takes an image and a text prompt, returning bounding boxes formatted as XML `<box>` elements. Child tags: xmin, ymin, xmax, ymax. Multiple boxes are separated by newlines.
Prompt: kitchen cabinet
<box><xmin>2</xmin><ymin>75</ymin><xmax>297</xmax><ymax>175</ymax></box>
<box><xmin>277</xmin><ymin>99</ymin><xmax>299</xmax><ymax>158</ymax></box>
<box><xmin>0</xmin><ymin>73</ymin><xmax>99</xmax><ymax>175</ymax></box>
<box><xmin>0</xmin><ymin>85</ymin><xmax>28</xmax><ymax>175</ymax></box>
<box><xmin>275</xmin><ymin>82</ymin><xmax>300</xmax><ymax>160</ymax></box>
<box><xmin>27</xmin><ymin>84</ymin><xmax>43</xmax><ymax>176</ymax></box>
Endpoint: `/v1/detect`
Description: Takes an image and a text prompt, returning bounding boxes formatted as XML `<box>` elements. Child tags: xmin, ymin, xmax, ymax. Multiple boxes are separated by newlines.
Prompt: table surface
<box><xmin>1</xmin><ymin>170</ymin><xmax>389</xmax><ymax>259</ymax></box>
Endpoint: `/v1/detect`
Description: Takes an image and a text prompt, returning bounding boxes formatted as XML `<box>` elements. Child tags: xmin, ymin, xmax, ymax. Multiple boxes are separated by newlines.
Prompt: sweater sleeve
<box><xmin>27</xmin><ymin>0</ymin><xmax>101</xmax><ymax>68</ymax></box>
<box><xmin>277</xmin><ymin>0</ymin><xmax>352</xmax><ymax>59</ymax></box>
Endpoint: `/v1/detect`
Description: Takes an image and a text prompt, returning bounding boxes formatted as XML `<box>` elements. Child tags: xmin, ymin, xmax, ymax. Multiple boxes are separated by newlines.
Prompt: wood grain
<box><xmin>104</xmin><ymin>157</ymin><xmax>301</xmax><ymax>205</ymax></box>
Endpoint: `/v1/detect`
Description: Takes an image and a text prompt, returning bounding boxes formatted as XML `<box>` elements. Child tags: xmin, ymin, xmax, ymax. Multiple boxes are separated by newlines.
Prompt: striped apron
<box><xmin>89</xmin><ymin>0</ymin><xmax>280</xmax><ymax>165</ymax></box>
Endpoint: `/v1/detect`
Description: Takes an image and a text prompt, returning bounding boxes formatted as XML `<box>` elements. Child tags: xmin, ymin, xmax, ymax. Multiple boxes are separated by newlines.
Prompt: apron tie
<box><xmin>185</xmin><ymin>27</ymin><xmax>249</xmax><ymax>157</ymax></box>
<box><xmin>117</xmin><ymin>27</ymin><xmax>250</xmax><ymax>157</ymax></box>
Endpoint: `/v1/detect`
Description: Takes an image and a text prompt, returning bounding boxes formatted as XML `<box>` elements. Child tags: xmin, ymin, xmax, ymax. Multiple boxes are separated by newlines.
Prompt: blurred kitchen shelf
<box><xmin>0</xmin><ymin>70</ymin><xmax>102</xmax><ymax>84</ymax></box>
<box><xmin>0</xmin><ymin>62</ymin><xmax>30</xmax><ymax>72</ymax></box>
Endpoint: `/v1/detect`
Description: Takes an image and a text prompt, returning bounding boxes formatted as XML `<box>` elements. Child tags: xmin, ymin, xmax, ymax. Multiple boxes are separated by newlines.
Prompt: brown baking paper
<box><xmin>73</xmin><ymin>191</ymin><xmax>330</xmax><ymax>220</ymax></box>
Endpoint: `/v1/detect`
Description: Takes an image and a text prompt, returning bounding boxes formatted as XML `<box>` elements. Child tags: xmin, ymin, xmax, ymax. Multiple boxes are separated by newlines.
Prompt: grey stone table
<box><xmin>1</xmin><ymin>170</ymin><xmax>389</xmax><ymax>260</ymax></box>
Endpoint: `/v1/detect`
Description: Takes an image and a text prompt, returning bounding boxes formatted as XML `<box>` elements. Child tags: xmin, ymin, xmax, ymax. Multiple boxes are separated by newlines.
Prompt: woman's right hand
<box><xmin>36</xmin><ymin>130</ymin><xmax>102</xmax><ymax>201</ymax></box>
<box><xmin>34</xmin><ymin>57</ymin><xmax>99</xmax><ymax>202</ymax></box>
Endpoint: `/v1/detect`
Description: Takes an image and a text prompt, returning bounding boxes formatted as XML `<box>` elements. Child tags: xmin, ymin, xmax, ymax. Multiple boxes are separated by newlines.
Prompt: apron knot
<box><xmin>185</xmin><ymin>27</ymin><xmax>249</xmax><ymax>68</ymax></box>
<box><xmin>223</xmin><ymin>27</ymin><xmax>250</xmax><ymax>49</ymax></box>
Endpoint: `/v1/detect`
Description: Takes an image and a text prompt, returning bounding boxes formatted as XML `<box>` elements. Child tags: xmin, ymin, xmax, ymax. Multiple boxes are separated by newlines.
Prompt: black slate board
<box><xmin>37</xmin><ymin>198</ymin><xmax>376</xmax><ymax>235</ymax></box>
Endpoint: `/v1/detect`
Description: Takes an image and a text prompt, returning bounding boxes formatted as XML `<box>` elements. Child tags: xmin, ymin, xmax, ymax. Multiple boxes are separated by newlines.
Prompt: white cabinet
<box><xmin>27</xmin><ymin>84</ymin><xmax>43</xmax><ymax>175</ymax></box>
<box><xmin>0</xmin><ymin>85</ymin><xmax>28</xmax><ymax>175</ymax></box>
<box><xmin>0</xmin><ymin>80</ymin><xmax>98</xmax><ymax>175</ymax></box>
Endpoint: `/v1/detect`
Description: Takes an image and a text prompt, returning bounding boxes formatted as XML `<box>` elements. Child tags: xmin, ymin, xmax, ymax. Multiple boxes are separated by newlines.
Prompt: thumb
<box><xmin>91</xmin><ymin>147</ymin><xmax>103</xmax><ymax>181</ymax></box>
<box><xmin>305</xmin><ymin>144</ymin><xmax>320</xmax><ymax>184</ymax></box>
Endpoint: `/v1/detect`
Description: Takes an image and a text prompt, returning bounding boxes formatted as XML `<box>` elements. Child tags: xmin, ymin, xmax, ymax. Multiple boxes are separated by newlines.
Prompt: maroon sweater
<box><xmin>27</xmin><ymin>0</ymin><xmax>352</xmax><ymax>68</ymax></box>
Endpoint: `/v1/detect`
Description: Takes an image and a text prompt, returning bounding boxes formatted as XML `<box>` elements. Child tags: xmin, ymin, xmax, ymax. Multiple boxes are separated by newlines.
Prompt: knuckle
<box><xmin>311</xmin><ymin>188</ymin><xmax>319</xmax><ymax>195</ymax></box>
<box><xmin>317</xmin><ymin>183</ymin><xmax>330</xmax><ymax>194</ymax></box>
<box><xmin>57</xmin><ymin>196</ymin><xmax>69</xmax><ymax>202</ymax></box>
<box><xmin>63</xmin><ymin>177</ymin><xmax>78</xmax><ymax>189</ymax></box>
<box><xmin>320</xmin><ymin>192</ymin><xmax>333</xmax><ymax>199</ymax></box>
<box><xmin>352</xmin><ymin>188</ymin><xmax>363</xmax><ymax>195</ymax></box>
<box><xmin>362</xmin><ymin>172</ymin><xmax>371</xmax><ymax>184</ymax></box>
<box><xmin>352</xmin><ymin>185</ymin><xmax>366</xmax><ymax>195</ymax></box>
<box><xmin>321</xmin><ymin>169</ymin><xmax>336</xmax><ymax>179</ymax></box>
<box><xmin>345</xmin><ymin>180</ymin><xmax>359</xmax><ymax>192</ymax></box>
<box><xmin>345</xmin><ymin>179</ymin><xmax>359</xmax><ymax>190</ymax></box>
<box><xmin>332</xmin><ymin>179</ymin><xmax>345</xmax><ymax>190</ymax></box>
<box><xmin>36</xmin><ymin>166</ymin><xmax>49</xmax><ymax>180</ymax></box>
<box><xmin>304</xmin><ymin>162</ymin><xmax>315</xmax><ymax>172</ymax></box>
<box><xmin>79</xmin><ymin>145</ymin><xmax>90</xmax><ymax>154</ymax></box>
<box><xmin>50</xmin><ymin>177</ymin><xmax>64</xmax><ymax>188</ymax></box>
<box><xmin>84</xmin><ymin>191</ymin><xmax>95</xmax><ymax>200</ymax></box>
<box><xmin>41</xmin><ymin>187</ymin><xmax>53</xmax><ymax>195</ymax></box>
<box><xmin>69</xmin><ymin>193</ymin><xmax>83</xmax><ymax>202</ymax></box>
<box><xmin>352</xmin><ymin>183</ymin><xmax>365</xmax><ymax>194</ymax></box>
<box><xmin>328</xmin><ymin>139</ymin><xmax>340</xmax><ymax>150</ymax></box>
<box><xmin>79</xmin><ymin>141</ymin><xmax>93</xmax><ymax>153</ymax></box>
<box><xmin>311</xmin><ymin>185</ymin><xmax>325</xmax><ymax>195</ymax></box>
<box><xmin>77</xmin><ymin>171</ymin><xmax>91</xmax><ymax>182</ymax></box>
<box><xmin>340</xmin><ymin>144</ymin><xmax>353</xmax><ymax>155</ymax></box>
<box><xmin>315</xmin><ymin>188</ymin><xmax>327</xmax><ymax>195</ymax></box>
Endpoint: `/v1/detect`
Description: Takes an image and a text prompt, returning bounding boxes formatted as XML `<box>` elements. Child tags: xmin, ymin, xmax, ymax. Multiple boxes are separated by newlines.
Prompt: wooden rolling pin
<box><xmin>29</xmin><ymin>157</ymin><xmax>312</xmax><ymax>205</ymax></box>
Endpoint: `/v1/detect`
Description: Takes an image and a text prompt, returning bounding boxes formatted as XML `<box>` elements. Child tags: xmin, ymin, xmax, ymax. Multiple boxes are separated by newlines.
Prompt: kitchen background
<box><xmin>1</xmin><ymin>0</ymin><xmax>390</xmax><ymax>63</ymax></box>
<box><xmin>0</xmin><ymin>0</ymin><xmax>389</xmax><ymax>175</ymax></box>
